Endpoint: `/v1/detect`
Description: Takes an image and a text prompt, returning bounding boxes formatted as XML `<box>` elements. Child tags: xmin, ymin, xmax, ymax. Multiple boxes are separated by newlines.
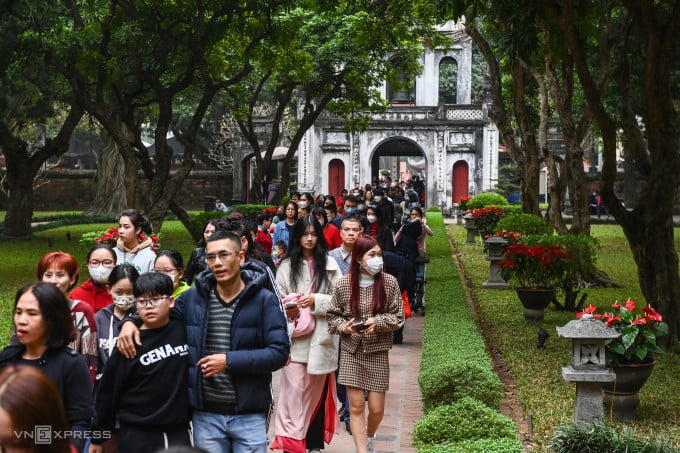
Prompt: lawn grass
<box><xmin>0</xmin><ymin>220</ymin><xmax>196</xmax><ymax>344</ymax></box>
<box><xmin>449</xmin><ymin>223</ymin><xmax>680</xmax><ymax>451</ymax></box>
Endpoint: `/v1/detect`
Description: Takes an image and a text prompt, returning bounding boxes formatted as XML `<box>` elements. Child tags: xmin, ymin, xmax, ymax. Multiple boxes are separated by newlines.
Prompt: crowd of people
<box><xmin>0</xmin><ymin>177</ymin><xmax>431</xmax><ymax>453</ymax></box>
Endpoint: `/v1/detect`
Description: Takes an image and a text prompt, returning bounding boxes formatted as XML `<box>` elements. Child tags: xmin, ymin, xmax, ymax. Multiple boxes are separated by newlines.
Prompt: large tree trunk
<box><xmin>2</xmin><ymin>158</ymin><xmax>37</xmax><ymax>239</ymax></box>
<box><xmin>511</xmin><ymin>60</ymin><xmax>541</xmax><ymax>215</ymax></box>
<box><xmin>86</xmin><ymin>133</ymin><xmax>127</xmax><ymax>215</ymax></box>
<box><xmin>0</xmin><ymin>107</ymin><xmax>82</xmax><ymax>239</ymax></box>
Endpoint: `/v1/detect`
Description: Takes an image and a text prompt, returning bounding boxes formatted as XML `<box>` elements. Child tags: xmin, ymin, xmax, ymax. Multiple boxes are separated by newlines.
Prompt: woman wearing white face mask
<box><xmin>365</xmin><ymin>206</ymin><xmax>395</xmax><ymax>254</ymax></box>
<box><xmin>71</xmin><ymin>244</ymin><xmax>118</xmax><ymax>313</ymax></box>
<box><xmin>94</xmin><ymin>264</ymin><xmax>140</xmax><ymax>370</ymax></box>
<box><xmin>154</xmin><ymin>249</ymin><xmax>190</xmax><ymax>298</ymax></box>
<box><xmin>327</xmin><ymin>235</ymin><xmax>404</xmax><ymax>453</ymax></box>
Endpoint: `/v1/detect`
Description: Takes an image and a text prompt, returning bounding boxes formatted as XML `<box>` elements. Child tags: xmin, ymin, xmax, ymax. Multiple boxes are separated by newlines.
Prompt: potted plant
<box><xmin>577</xmin><ymin>300</ymin><xmax>669</xmax><ymax>420</ymax></box>
<box><xmin>498</xmin><ymin>243</ymin><xmax>572</xmax><ymax>320</ymax></box>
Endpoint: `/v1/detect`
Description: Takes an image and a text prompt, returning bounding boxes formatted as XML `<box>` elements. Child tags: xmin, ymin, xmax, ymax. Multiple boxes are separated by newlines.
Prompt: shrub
<box><xmin>230</xmin><ymin>204</ymin><xmax>274</xmax><ymax>218</ymax></box>
<box><xmin>549</xmin><ymin>420</ymin><xmax>677</xmax><ymax>453</ymax></box>
<box><xmin>412</xmin><ymin>397</ymin><xmax>519</xmax><ymax>447</ymax></box>
<box><xmin>419</xmin><ymin>362</ymin><xmax>502</xmax><ymax>412</ymax></box>
<box><xmin>495</xmin><ymin>213</ymin><xmax>550</xmax><ymax>236</ymax></box>
<box><xmin>467</xmin><ymin>193</ymin><xmax>509</xmax><ymax>210</ymax></box>
<box><xmin>418</xmin><ymin>438</ymin><xmax>523</xmax><ymax>453</ymax></box>
<box><xmin>188</xmin><ymin>211</ymin><xmax>225</xmax><ymax>243</ymax></box>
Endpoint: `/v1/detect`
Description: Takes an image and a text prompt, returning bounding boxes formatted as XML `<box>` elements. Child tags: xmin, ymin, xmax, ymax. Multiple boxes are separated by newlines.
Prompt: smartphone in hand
<box><xmin>351</xmin><ymin>321</ymin><xmax>368</xmax><ymax>332</ymax></box>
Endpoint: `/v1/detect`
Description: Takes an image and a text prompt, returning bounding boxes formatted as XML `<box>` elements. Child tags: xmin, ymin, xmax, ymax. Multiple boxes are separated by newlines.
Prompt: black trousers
<box><xmin>118</xmin><ymin>423</ymin><xmax>191</xmax><ymax>453</ymax></box>
<box><xmin>305</xmin><ymin>376</ymin><xmax>328</xmax><ymax>450</ymax></box>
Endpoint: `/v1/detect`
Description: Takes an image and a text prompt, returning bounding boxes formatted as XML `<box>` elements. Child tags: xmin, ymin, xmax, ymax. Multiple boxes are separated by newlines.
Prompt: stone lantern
<box><xmin>482</xmin><ymin>236</ymin><xmax>510</xmax><ymax>289</ymax></box>
<box><xmin>463</xmin><ymin>212</ymin><xmax>477</xmax><ymax>244</ymax></box>
<box><xmin>556</xmin><ymin>314</ymin><xmax>620</xmax><ymax>422</ymax></box>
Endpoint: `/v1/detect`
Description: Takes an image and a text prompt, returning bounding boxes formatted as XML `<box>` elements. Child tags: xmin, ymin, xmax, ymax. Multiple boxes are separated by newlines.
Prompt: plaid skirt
<box><xmin>338</xmin><ymin>347</ymin><xmax>390</xmax><ymax>392</ymax></box>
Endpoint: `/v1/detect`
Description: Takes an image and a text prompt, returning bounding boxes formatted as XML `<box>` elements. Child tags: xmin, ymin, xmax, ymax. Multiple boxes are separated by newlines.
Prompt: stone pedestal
<box><xmin>483</xmin><ymin>236</ymin><xmax>510</xmax><ymax>289</ymax></box>
<box><xmin>562</xmin><ymin>368</ymin><xmax>616</xmax><ymax>422</ymax></box>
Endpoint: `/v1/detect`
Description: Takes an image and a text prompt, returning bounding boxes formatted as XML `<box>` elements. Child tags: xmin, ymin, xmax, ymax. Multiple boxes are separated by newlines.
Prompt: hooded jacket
<box><xmin>70</xmin><ymin>279</ymin><xmax>113</xmax><ymax>312</ymax></box>
<box><xmin>114</xmin><ymin>237</ymin><xmax>156</xmax><ymax>273</ymax></box>
<box><xmin>174</xmin><ymin>261</ymin><xmax>290</xmax><ymax>413</ymax></box>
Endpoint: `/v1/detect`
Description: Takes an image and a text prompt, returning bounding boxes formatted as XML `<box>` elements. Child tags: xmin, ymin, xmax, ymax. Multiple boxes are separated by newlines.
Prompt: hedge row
<box><xmin>412</xmin><ymin>211</ymin><xmax>522</xmax><ymax>452</ymax></box>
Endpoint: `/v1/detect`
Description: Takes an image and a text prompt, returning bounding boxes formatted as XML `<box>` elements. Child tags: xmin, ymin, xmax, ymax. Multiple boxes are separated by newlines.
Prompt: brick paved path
<box><xmin>270</xmin><ymin>314</ymin><xmax>424</xmax><ymax>452</ymax></box>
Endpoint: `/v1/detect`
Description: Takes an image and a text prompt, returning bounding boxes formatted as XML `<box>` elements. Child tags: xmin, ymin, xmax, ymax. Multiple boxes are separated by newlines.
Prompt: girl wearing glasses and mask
<box><xmin>71</xmin><ymin>244</ymin><xmax>118</xmax><ymax>313</ymax></box>
<box><xmin>327</xmin><ymin>235</ymin><xmax>404</xmax><ymax>453</ymax></box>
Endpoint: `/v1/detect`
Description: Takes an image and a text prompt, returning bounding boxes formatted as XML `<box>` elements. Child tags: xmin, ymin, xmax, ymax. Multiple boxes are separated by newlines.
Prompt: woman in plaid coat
<box><xmin>327</xmin><ymin>235</ymin><xmax>404</xmax><ymax>453</ymax></box>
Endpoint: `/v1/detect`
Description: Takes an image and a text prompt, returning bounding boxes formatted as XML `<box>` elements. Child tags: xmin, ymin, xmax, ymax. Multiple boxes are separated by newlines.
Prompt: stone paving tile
<box><xmin>270</xmin><ymin>314</ymin><xmax>425</xmax><ymax>452</ymax></box>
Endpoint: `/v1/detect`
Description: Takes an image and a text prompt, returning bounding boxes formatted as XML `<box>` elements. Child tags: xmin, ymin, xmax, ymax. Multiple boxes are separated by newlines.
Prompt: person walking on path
<box><xmin>327</xmin><ymin>235</ymin><xmax>404</xmax><ymax>453</ymax></box>
<box><xmin>270</xmin><ymin>215</ymin><xmax>341</xmax><ymax>453</ymax></box>
<box><xmin>117</xmin><ymin>230</ymin><xmax>290</xmax><ymax>453</ymax></box>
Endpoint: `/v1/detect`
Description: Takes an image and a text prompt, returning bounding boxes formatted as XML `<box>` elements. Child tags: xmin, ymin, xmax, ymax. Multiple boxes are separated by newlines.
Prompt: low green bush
<box><xmin>467</xmin><ymin>193</ymin><xmax>509</xmax><ymax>209</ymax></box>
<box><xmin>419</xmin><ymin>361</ymin><xmax>502</xmax><ymax>412</ymax></box>
<box><xmin>494</xmin><ymin>213</ymin><xmax>550</xmax><ymax>236</ymax></box>
<box><xmin>188</xmin><ymin>211</ymin><xmax>226</xmax><ymax>243</ymax></box>
<box><xmin>32</xmin><ymin>214</ymin><xmax>117</xmax><ymax>233</ymax></box>
<box><xmin>418</xmin><ymin>437</ymin><xmax>523</xmax><ymax>453</ymax></box>
<box><xmin>549</xmin><ymin>420</ymin><xmax>678</xmax><ymax>453</ymax></box>
<box><xmin>230</xmin><ymin>204</ymin><xmax>273</xmax><ymax>218</ymax></box>
<box><xmin>412</xmin><ymin>397</ymin><xmax>519</xmax><ymax>447</ymax></box>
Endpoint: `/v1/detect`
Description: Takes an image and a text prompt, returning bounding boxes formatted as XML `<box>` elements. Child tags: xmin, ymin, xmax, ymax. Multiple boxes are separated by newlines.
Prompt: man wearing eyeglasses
<box><xmin>117</xmin><ymin>230</ymin><xmax>289</xmax><ymax>453</ymax></box>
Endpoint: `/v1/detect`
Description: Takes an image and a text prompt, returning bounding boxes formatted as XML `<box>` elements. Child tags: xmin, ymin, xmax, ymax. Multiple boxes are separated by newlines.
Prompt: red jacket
<box><xmin>69</xmin><ymin>279</ymin><xmax>113</xmax><ymax>313</ymax></box>
<box><xmin>323</xmin><ymin>223</ymin><xmax>342</xmax><ymax>250</ymax></box>
<box><xmin>256</xmin><ymin>226</ymin><xmax>273</xmax><ymax>254</ymax></box>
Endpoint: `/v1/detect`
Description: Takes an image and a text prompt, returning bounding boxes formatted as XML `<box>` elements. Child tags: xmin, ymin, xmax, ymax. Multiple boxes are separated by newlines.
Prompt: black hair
<box><xmin>86</xmin><ymin>244</ymin><xmax>117</xmax><ymax>263</ymax></box>
<box><xmin>256</xmin><ymin>213</ymin><xmax>271</xmax><ymax>225</ymax></box>
<box><xmin>198</xmin><ymin>219</ymin><xmax>219</xmax><ymax>247</ymax></box>
<box><xmin>289</xmin><ymin>190</ymin><xmax>301</xmax><ymax>198</ymax></box>
<box><xmin>312</xmin><ymin>206</ymin><xmax>328</xmax><ymax>225</ymax></box>
<box><xmin>133</xmin><ymin>272</ymin><xmax>174</xmax><ymax>298</ymax></box>
<box><xmin>207</xmin><ymin>230</ymin><xmax>243</xmax><ymax>250</ymax></box>
<box><xmin>283</xmin><ymin>201</ymin><xmax>299</xmax><ymax>219</ymax></box>
<box><xmin>241</xmin><ymin>218</ymin><xmax>258</xmax><ymax>236</ymax></box>
<box><xmin>15</xmin><ymin>282</ymin><xmax>75</xmax><ymax>348</ymax></box>
<box><xmin>285</xmin><ymin>215</ymin><xmax>330</xmax><ymax>291</ymax></box>
<box><xmin>108</xmin><ymin>264</ymin><xmax>140</xmax><ymax>287</ymax></box>
<box><xmin>155</xmin><ymin>249</ymin><xmax>184</xmax><ymax>270</ymax></box>
<box><xmin>274</xmin><ymin>240</ymin><xmax>287</xmax><ymax>252</ymax></box>
<box><xmin>119</xmin><ymin>209</ymin><xmax>152</xmax><ymax>235</ymax></box>
<box><xmin>324</xmin><ymin>203</ymin><xmax>337</xmax><ymax>215</ymax></box>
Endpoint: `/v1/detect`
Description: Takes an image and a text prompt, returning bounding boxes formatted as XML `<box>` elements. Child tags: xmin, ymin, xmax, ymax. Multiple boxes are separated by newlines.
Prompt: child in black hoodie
<box><xmin>90</xmin><ymin>273</ymin><xmax>191</xmax><ymax>453</ymax></box>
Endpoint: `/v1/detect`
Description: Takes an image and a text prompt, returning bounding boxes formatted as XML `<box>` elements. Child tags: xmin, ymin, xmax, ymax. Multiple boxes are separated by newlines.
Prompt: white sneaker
<box><xmin>367</xmin><ymin>436</ymin><xmax>376</xmax><ymax>453</ymax></box>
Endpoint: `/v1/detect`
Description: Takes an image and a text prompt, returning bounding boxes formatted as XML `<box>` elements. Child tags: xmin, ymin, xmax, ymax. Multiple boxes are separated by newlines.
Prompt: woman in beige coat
<box><xmin>271</xmin><ymin>215</ymin><xmax>341</xmax><ymax>453</ymax></box>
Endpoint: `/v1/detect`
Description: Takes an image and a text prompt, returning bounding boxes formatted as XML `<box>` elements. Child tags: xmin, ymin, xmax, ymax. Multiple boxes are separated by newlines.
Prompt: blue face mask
<box><xmin>344</xmin><ymin>207</ymin><xmax>356</xmax><ymax>214</ymax></box>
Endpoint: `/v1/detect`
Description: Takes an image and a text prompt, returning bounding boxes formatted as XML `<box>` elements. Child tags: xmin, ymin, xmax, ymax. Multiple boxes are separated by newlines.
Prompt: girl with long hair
<box><xmin>327</xmin><ymin>235</ymin><xmax>404</xmax><ymax>453</ymax></box>
<box><xmin>114</xmin><ymin>209</ymin><xmax>156</xmax><ymax>273</ymax></box>
<box><xmin>271</xmin><ymin>215</ymin><xmax>342</xmax><ymax>453</ymax></box>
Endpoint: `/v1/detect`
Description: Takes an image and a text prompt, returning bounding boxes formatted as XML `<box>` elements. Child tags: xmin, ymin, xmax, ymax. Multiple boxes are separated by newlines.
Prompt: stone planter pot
<box><xmin>516</xmin><ymin>288</ymin><xmax>555</xmax><ymax>321</ymax></box>
<box><xmin>602</xmin><ymin>359</ymin><xmax>656</xmax><ymax>421</ymax></box>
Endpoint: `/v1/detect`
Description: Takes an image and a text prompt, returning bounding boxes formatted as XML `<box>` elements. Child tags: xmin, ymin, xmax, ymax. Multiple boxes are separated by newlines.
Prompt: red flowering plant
<box><xmin>498</xmin><ymin>243</ymin><xmax>572</xmax><ymax>289</ymax></box>
<box><xmin>577</xmin><ymin>300</ymin><xmax>669</xmax><ymax>365</ymax></box>
<box><xmin>80</xmin><ymin>227</ymin><xmax>162</xmax><ymax>252</ymax></box>
<box><xmin>492</xmin><ymin>229</ymin><xmax>522</xmax><ymax>245</ymax></box>
<box><xmin>471</xmin><ymin>206</ymin><xmax>505</xmax><ymax>237</ymax></box>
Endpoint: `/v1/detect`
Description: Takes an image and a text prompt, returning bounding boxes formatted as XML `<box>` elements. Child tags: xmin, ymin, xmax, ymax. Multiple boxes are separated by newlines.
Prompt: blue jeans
<box><xmin>193</xmin><ymin>411</ymin><xmax>267</xmax><ymax>453</ymax></box>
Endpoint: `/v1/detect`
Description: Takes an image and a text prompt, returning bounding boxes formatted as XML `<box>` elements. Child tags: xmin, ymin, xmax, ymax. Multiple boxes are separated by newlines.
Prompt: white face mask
<box><xmin>112</xmin><ymin>294</ymin><xmax>135</xmax><ymax>310</ymax></box>
<box><xmin>298</xmin><ymin>201</ymin><xmax>308</xmax><ymax>208</ymax></box>
<box><xmin>362</xmin><ymin>257</ymin><xmax>383</xmax><ymax>276</ymax></box>
<box><xmin>374</xmin><ymin>196</ymin><xmax>382</xmax><ymax>203</ymax></box>
<box><xmin>89</xmin><ymin>265</ymin><xmax>113</xmax><ymax>283</ymax></box>
<box><xmin>367</xmin><ymin>215</ymin><xmax>378</xmax><ymax>224</ymax></box>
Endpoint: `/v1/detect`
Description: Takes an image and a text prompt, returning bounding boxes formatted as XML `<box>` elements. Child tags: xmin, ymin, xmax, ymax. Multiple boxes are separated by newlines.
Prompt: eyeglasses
<box><xmin>88</xmin><ymin>259</ymin><xmax>115</xmax><ymax>267</ymax></box>
<box><xmin>205</xmin><ymin>251</ymin><xmax>236</xmax><ymax>264</ymax></box>
<box><xmin>155</xmin><ymin>268</ymin><xmax>179</xmax><ymax>274</ymax></box>
<box><xmin>135</xmin><ymin>296</ymin><xmax>169</xmax><ymax>308</ymax></box>
<box><xmin>135</xmin><ymin>296</ymin><xmax>168</xmax><ymax>308</ymax></box>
